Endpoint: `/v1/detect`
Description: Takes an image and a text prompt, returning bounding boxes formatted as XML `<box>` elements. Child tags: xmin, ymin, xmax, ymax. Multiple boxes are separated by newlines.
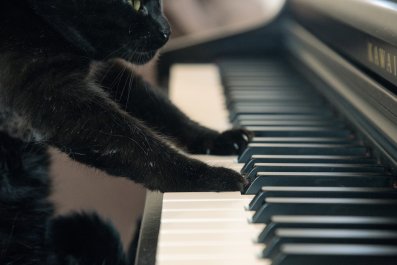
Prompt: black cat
<box><xmin>0</xmin><ymin>0</ymin><xmax>252</xmax><ymax>264</ymax></box>
<box><xmin>0</xmin><ymin>132</ymin><xmax>131</xmax><ymax>265</ymax></box>
<box><xmin>0</xmin><ymin>0</ymin><xmax>251</xmax><ymax>193</ymax></box>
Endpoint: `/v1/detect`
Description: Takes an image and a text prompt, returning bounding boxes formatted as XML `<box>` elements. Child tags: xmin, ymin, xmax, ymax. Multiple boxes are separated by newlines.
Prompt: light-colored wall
<box><xmin>49</xmin><ymin>148</ymin><xmax>146</xmax><ymax>248</ymax></box>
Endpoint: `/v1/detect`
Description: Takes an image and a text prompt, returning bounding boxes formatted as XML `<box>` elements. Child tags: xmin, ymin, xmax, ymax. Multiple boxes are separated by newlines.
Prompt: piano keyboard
<box><xmin>154</xmin><ymin>59</ymin><xmax>397</xmax><ymax>265</ymax></box>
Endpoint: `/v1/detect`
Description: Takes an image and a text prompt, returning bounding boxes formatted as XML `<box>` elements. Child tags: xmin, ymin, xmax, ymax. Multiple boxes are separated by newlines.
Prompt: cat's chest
<box><xmin>0</xmin><ymin>109</ymin><xmax>42</xmax><ymax>142</ymax></box>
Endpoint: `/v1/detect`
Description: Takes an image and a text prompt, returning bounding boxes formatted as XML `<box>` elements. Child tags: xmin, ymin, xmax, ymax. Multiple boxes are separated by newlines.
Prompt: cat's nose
<box><xmin>154</xmin><ymin>28</ymin><xmax>170</xmax><ymax>48</ymax></box>
<box><xmin>156</xmin><ymin>17</ymin><xmax>171</xmax><ymax>46</ymax></box>
<box><xmin>160</xmin><ymin>29</ymin><xmax>171</xmax><ymax>42</ymax></box>
<box><xmin>162</xmin><ymin>32</ymin><xmax>169</xmax><ymax>41</ymax></box>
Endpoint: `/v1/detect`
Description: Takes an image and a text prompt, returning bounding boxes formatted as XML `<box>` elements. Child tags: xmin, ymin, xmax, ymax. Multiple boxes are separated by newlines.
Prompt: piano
<box><xmin>135</xmin><ymin>0</ymin><xmax>397</xmax><ymax>264</ymax></box>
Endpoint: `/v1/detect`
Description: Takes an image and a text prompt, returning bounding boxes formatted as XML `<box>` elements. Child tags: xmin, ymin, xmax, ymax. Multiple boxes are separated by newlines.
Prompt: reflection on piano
<box><xmin>136</xmin><ymin>1</ymin><xmax>397</xmax><ymax>264</ymax></box>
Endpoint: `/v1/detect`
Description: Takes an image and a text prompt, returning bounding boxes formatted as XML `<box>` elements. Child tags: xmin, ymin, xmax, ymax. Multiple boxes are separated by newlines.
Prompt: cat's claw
<box><xmin>242</xmin><ymin>133</ymin><xmax>250</xmax><ymax>142</ymax></box>
<box><xmin>208</xmin><ymin>129</ymin><xmax>253</xmax><ymax>155</ymax></box>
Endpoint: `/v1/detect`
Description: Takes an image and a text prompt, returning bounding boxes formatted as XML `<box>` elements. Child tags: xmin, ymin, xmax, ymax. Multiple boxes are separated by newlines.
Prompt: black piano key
<box><xmin>256</xmin><ymin>186</ymin><xmax>395</xmax><ymax>198</ymax></box>
<box><xmin>236</xmin><ymin>114</ymin><xmax>334</xmax><ymax>120</ymax></box>
<box><xmin>228</xmin><ymin>86</ymin><xmax>309</xmax><ymax>92</ymax></box>
<box><xmin>239</xmin><ymin>143</ymin><xmax>367</xmax><ymax>163</ymax></box>
<box><xmin>245</xmin><ymin>163</ymin><xmax>384</xmax><ymax>180</ymax></box>
<box><xmin>225</xmin><ymin>85</ymin><xmax>306</xmax><ymax>92</ymax></box>
<box><xmin>222</xmin><ymin>70</ymin><xmax>298</xmax><ymax>76</ymax></box>
<box><xmin>222</xmin><ymin>73</ymin><xmax>291</xmax><ymax>78</ymax></box>
<box><xmin>230</xmin><ymin>107</ymin><xmax>333</xmax><ymax>120</ymax></box>
<box><xmin>225</xmin><ymin>85</ymin><xmax>300</xmax><ymax>91</ymax></box>
<box><xmin>247</xmin><ymin>128</ymin><xmax>352</xmax><ymax>140</ymax></box>
<box><xmin>235</xmin><ymin>114</ymin><xmax>335</xmax><ymax>121</ymax></box>
<box><xmin>224</xmin><ymin>79</ymin><xmax>301</xmax><ymax>85</ymax></box>
<box><xmin>251</xmin><ymin>198</ymin><xmax>397</xmax><ymax>224</ymax></box>
<box><xmin>221</xmin><ymin>67</ymin><xmax>288</xmax><ymax>73</ymax></box>
<box><xmin>248</xmin><ymin>187</ymin><xmax>397</xmax><ymax>211</ymax></box>
<box><xmin>223</xmin><ymin>77</ymin><xmax>302</xmax><ymax>84</ymax></box>
<box><xmin>245</xmin><ymin>126</ymin><xmax>352</xmax><ymax>138</ymax></box>
<box><xmin>258</xmin><ymin>216</ymin><xmax>397</xmax><ymax>242</ymax></box>
<box><xmin>245</xmin><ymin>172</ymin><xmax>394</xmax><ymax>194</ymax></box>
<box><xmin>251</xmin><ymin>137</ymin><xmax>355</xmax><ymax>144</ymax></box>
<box><xmin>251</xmin><ymin>163</ymin><xmax>383</xmax><ymax>172</ymax></box>
<box><xmin>226</xmin><ymin>88</ymin><xmax>303</xmax><ymax>95</ymax></box>
<box><xmin>230</xmin><ymin>102</ymin><xmax>324</xmax><ymax>110</ymax></box>
<box><xmin>248</xmin><ymin>190</ymin><xmax>268</xmax><ymax>211</ymax></box>
<box><xmin>229</xmin><ymin>94</ymin><xmax>319</xmax><ymax>100</ymax></box>
<box><xmin>231</xmin><ymin>105</ymin><xmax>331</xmax><ymax>114</ymax></box>
<box><xmin>223</xmin><ymin>73</ymin><xmax>294</xmax><ymax>78</ymax></box>
<box><xmin>228</xmin><ymin>91</ymin><xmax>313</xmax><ymax>98</ymax></box>
<box><xmin>219</xmin><ymin>60</ymin><xmax>279</xmax><ymax>64</ymax></box>
<box><xmin>241</xmin><ymin>155</ymin><xmax>375</xmax><ymax>174</ymax></box>
<box><xmin>232</xmin><ymin>101</ymin><xmax>320</xmax><ymax>106</ymax></box>
<box><xmin>271</xmin><ymin>244</ymin><xmax>397</xmax><ymax>265</ymax></box>
<box><xmin>263</xmin><ymin>229</ymin><xmax>397</xmax><ymax>258</ymax></box>
<box><xmin>233</xmin><ymin>114</ymin><xmax>337</xmax><ymax>126</ymax></box>
<box><xmin>234</xmin><ymin>116</ymin><xmax>337</xmax><ymax>126</ymax></box>
<box><xmin>222</xmin><ymin>65</ymin><xmax>290</xmax><ymax>70</ymax></box>
<box><xmin>226</xmin><ymin>81</ymin><xmax>311</xmax><ymax>88</ymax></box>
<box><xmin>239</xmin><ymin>120</ymin><xmax>343</xmax><ymax>127</ymax></box>
<box><xmin>222</xmin><ymin>67</ymin><xmax>292</xmax><ymax>72</ymax></box>
<box><xmin>228</xmin><ymin>99</ymin><xmax>322</xmax><ymax>107</ymax></box>
<box><xmin>226</xmin><ymin>90</ymin><xmax>310</xmax><ymax>98</ymax></box>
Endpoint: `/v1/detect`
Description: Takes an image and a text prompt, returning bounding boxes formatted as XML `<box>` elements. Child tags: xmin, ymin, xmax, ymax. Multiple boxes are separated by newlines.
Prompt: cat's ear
<box><xmin>26</xmin><ymin>0</ymin><xmax>96</xmax><ymax>56</ymax></box>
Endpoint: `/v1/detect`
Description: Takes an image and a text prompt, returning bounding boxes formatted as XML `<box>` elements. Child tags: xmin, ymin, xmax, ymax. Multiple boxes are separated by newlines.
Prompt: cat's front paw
<box><xmin>192</xmin><ymin>166</ymin><xmax>248</xmax><ymax>192</ymax></box>
<box><xmin>208</xmin><ymin>129</ymin><xmax>253</xmax><ymax>155</ymax></box>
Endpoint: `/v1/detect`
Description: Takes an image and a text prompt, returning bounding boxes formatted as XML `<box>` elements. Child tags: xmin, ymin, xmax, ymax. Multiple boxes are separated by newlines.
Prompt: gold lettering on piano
<box><xmin>367</xmin><ymin>40</ymin><xmax>397</xmax><ymax>77</ymax></box>
<box><xmin>368</xmin><ymin>42</ymin><xmax>374</xmax><ymax>63</ymax></box>
<box><xmin>387</xmin><ymin>53</ymin><xmax>392</xmax><ymax>74</ymax></box>
<box><xmin>374</xmin><ymin>46</ymin><xmax>379</xmax><ymax>66</ymax></box>
<box><xmin>379</xmin><ymin>48</ymin><xmax>386</xmax><ymax>69</ymax></box>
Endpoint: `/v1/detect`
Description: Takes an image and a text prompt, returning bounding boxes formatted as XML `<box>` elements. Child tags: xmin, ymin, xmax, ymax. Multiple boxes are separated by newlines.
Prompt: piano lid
<box><xmin>163</xmin><ymin>0</ymin><xmax>286</xmax><ymax>52</ymax></box>
<box><xmin>290</xmin><ymin>0</ymin><xmax>397</xmax><ymax>94</ymax></box>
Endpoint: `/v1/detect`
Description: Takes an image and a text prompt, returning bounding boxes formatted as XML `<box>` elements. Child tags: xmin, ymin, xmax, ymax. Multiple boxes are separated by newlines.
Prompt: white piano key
<box><xmin>169</xmin><ymin>64</ymin><xmax>230</xmax><ymax>131</ymax></box>
<box><xmin>158</xmin><ymin>192</ymin><xmax>261</xmax><ymax>263</ymax></box>
<box><xmin>162</xmin><ymin>200</ymin><xmax>250</xmax><ymax>209</ymax></box>
<box><xmin>163</xmin><ymin>192</ymin><xmax>252</xmax><ymax>200</ymax></box>
<box><xmin>190</xmin><ymin>155</ymin><xmax>239</xmax><ymax>163</ymax></box>
<box><xmin>159</xmin><ymin>221</ymin><xmax>265</xmax><ymax>230</ymax></box>
<box><xmin>157</xmin><ymin>257</ymin><xmax>270</xmax><ymax>265</ymax></box>
<box><xmin>161</xmin><ymin>210</ymin><xmax>255</xmax><ymax>220</ymax></box>
<box><xmin>159</xmin><ymin>223</ymin><xmax>263</xmax><ymax>236</ymax></box>
<box><xmin>159</xmin><ymin>241</ymin><xmax>261</xmax><ymax>247</ymax></box>
<box><xmin>158</xmin><ymin>232</ymin><xmax>258</xmax><ymax>243</ymax></box>
<box><xmin>156</xmin><ymin>66</ymin><xmax>263</xmax><ymax>265</ymax></box>
<box><xmin>157</xmin><ymin>244</ymin><xmax>264</xmax><ymax>256</ymax></box>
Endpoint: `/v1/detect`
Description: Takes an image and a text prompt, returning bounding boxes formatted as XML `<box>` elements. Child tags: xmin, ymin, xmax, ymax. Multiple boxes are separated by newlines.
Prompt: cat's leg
<box><xmin>47</xmin><ymin>213</ymin><xmax>128</xmax><ymax>265</ymax></box>
<box><xmin>0</xmin><ymin>132</ymin><xmax>53</xmax><ymax>265</ymax></box>
<box><xmin>3</xmin><ymin>58</ymin><xmax>244</xmax><ymax>192</ymax></box>
<box><xmin>95</xmin><ymin>60</ymin><xmax>253</xmax><ymax>155</ymax></box>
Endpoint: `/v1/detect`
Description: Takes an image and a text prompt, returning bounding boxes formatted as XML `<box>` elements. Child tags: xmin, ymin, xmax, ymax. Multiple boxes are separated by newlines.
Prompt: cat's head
<box><xmin>27</xmin><ymin>0</ymin><xmax>171</xmax><ymax>64</ymax></box>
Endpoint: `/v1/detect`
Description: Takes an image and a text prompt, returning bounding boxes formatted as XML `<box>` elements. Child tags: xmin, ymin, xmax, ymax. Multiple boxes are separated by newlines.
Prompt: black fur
<box><xmin>0</xmin><ymin>133</ymin><xmax>51</xmax><ymax>265</ymax></box>
<box><xmin>0</xmin><ymin>133</ymin><xmax>131</xmax><ymax>265</ymax></box>
<box><xmin>0</xmin><ymin>0</ymin><xmax>252</xmax><ymax>264</ymax></box>
<box><xmin>47</xmin><ymin>213</ymin><xmax>128</xmax><ymax>265</ymax></box>
<box><xmin>0</xmin><ymin>0</ymin><xmax>252</xmax><ymax>193</ymax></box>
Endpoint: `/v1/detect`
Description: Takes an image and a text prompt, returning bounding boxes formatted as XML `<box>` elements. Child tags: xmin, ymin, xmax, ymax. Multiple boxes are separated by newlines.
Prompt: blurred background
<box><xmin>50</xmin><ymin>0</ymin><xmax>285</xmax><ymax>248</ymax></box>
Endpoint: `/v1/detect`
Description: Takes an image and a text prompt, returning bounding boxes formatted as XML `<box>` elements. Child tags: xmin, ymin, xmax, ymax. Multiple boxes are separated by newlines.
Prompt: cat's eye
<box><xmin>128</xmin><ymin>0</ymin><xmax>141</xmax><ymax>12</ymax></box>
